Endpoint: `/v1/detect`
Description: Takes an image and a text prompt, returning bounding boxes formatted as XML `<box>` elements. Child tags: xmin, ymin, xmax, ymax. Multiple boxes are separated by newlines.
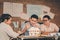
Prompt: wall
<box><xmin>0</xmin><ymin>0</ymin><xmax>60</xmax><ymax>27</ymax></box>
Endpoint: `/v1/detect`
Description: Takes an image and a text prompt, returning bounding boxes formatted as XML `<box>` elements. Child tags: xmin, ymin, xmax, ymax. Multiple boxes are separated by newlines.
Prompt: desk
<box><xmin>18</xmin><ymin>36</ymin><xmax>55</xmax><ymax>40</ymax></box>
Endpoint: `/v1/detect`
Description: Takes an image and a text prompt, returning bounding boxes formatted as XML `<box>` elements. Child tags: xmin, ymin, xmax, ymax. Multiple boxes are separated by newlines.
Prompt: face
<box><xmin>29</xmin><ymin>18</ymin><xmax>38</xmax><ymax>25</ymax></box>
<box><xmin>43</xmin><ymin>18</ymin><xmax>50</xmax><ymax>24</ymax></box>
<box><xmin>6</xmin><ymin>18</ymin><xmax>12</xmax><ymax>25</ymax></box>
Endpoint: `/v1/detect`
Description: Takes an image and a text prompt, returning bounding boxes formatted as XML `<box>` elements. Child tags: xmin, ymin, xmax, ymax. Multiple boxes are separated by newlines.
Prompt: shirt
<box><xmin>41</xmin><ymin>23</ymin><xmax>59</xmax><ymax>32</ymax></box>
<box><xmin>0</xmin><ymin>22</ymin><xmax>19</xmax><ymax>40</ymax></box>
<box><xmin>22</xmin><ymin>22</ymin><xmax>41</xmax><ymax>36</ymax></box>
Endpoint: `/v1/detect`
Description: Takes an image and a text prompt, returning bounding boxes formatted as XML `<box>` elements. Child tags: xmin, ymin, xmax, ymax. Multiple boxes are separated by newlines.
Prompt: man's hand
<box><xmin>42</xmin><ymin>32</ymin><xmax>50</xmax><ymax>35</ymax></box>
<box><xmin>17</xmin><ymin>31</ymin><xmax>23</xmax><ymax>34</ymax></box>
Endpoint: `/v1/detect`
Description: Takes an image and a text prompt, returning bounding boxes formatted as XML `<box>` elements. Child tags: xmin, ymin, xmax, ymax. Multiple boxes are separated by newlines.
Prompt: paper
<box><xmin>40</xmin><ymin>12</ymin><xmax>55</xmax><ymax>20</ymax></box>
<box><xmin>3</xmin><ymin>3</ymin><xmax>55</xmax><ymax>20</ymax></box>
<box><xmin>19</xmin><ymin>12</ymin><xmax>29</xmax><ymax>21</ymax></box>
<box><xmin>42</xmin><ymin>5</ymin><xmax>51</xmax><ymax>13</ymax></box>
<box><xmin>27</xmin><ymin>4</ymin><xmax>43</xmax><ymax>18</ymax></box>
<box><xmin>3</xmin><ymin>2</ymin><xmax>23</xmax><ymax>17</ymax></box>
<box><xmin>27</xmin><ymin>4</ymin><xmax>51</xmax><ymax>18</ymax></box>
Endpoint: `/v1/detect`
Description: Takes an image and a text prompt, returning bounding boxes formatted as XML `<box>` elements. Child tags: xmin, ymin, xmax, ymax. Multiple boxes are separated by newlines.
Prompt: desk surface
<box><xmin>18</xmin><ymin>35</ymin><xmax>54</xmax><ymax>39</ymax></box>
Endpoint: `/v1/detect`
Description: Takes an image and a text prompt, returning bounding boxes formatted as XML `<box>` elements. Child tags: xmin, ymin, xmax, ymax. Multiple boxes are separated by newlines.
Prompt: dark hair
<box><xmin>0</xmin><ymin>14</ymin><xmax>12</xmax><ymax>23</ymax></box>
<box><xmin>43</xmin><ymin>15</ymin><xmax>51</xmax><ymax>20</ymax></box>
<box><xmin>30</xmin><ymin>14</ymin><xmax>38</xmax><ymax>19</ymax></box>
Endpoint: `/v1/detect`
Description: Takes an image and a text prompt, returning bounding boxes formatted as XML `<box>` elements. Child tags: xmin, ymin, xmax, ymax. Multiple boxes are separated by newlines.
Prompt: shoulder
<box><xmin>25</xmin><ymin>22</ymin><xmax>30</xmax><ymax>26</ymax></box>
<box><xmin>40</xmin><ymin>24</ymin><xmax>45</xmax><ymax>28</ymax></box>
<box><xmin>50</xmin><ymin>22</ymin><xmax>58</xmax><ymax>28</ymax></box>
<box><xmin>50</xmin><ymin>22</ymin><xmax>57</xmax><ymax>26</ymax></box>
<box><xmin>0</xmin><ymin>22</ymin><xmax>10</xmax><ymax>28</ymax></box>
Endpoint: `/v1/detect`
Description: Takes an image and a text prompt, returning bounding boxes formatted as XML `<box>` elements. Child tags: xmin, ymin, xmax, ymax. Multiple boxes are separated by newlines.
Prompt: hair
<box><xmin>30</xmin><ymin>14</ymin><xmax>38</xmax><ymax>19</ymax></box>
<box><xmin>43</xmin><ymin>15</ymin><xmax>51</xmax><ymax>20</ymax></box>
<box><xmin>0</xmin><ymin>14</ymin><xmax>12</xmax><ymax>23</ymax></box>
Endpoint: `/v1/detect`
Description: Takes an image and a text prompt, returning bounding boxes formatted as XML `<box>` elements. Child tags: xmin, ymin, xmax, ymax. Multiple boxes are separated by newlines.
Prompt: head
<box><xmin>0</xmin><ymin>14</ymin><xmax>12</xmax><ymax>25</ymax></box>
<box><xmin>29</xmin><ymin>14</ymin><xmax>38</xmax><ymax>25</ymax></box>
<box><xmin>43</xmin><ymin>15</ymin><xmax>51</xmax><ymax>24</ymax></box>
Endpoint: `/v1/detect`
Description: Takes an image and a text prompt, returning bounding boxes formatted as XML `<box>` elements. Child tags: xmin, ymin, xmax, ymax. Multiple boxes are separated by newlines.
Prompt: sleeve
<box><xmin>54</xmin><ymin>24</ymin><xmax>59</xmax><ymax>32</ymax></box>
<box><xmin>5</xmin><ymin>25</ymin><xmax>19</xmax><ymax>38</ymax></box>
<box><xmin>21</xmin><ymin>22</ymin><xmax>30</xmax><ymax>33</ymax></box>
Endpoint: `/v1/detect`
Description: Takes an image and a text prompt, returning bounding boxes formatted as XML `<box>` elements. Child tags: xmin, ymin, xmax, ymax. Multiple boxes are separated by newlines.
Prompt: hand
<box><xmin>42</xmin><ymin>32</ymin><xmax>50</xmax><ymax>35</ymax></box>
<box><xmin>17</xmin><ymin>31</ymin><xmax>23</xmax><ymax>34</ymax></box>
<box><xmin>26</xmin><ymin>24</ymin><xmax>30</xmax><ymax>29</ymax></box>
<box><xmin>33</xmin><ymin>24</ymin><xmax>40</xmax><ymax>28</ymax></box>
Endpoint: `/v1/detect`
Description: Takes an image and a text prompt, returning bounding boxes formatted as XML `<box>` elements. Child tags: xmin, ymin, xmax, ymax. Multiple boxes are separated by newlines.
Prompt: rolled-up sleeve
<box><xmin>54</xmin><ymin>24</ymin><xmax>59</xmax><ymax>32</ymax></box>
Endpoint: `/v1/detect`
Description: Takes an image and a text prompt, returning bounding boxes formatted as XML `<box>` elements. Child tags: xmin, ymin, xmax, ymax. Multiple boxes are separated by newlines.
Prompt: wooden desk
<box><xmin>18</xmin><ymin>35</ymin><xmax>55</xmax><ymax>40</ymax></box>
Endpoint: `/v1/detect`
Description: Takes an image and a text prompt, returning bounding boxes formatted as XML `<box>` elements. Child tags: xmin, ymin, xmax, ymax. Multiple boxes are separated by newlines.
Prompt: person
<box><xmin>0</xmin><ymin>14</ymin><xmax>22</xmax><ymax>40</ymax></box>
<box><xmin>41</xmin><ymin>15</ymin><xmax>59</xmax><ymax>35</ymax></box>
<box><xmin>21</xmin><ymin>14</ymin><xmax>41</xmax><ymax>35</ymax></box>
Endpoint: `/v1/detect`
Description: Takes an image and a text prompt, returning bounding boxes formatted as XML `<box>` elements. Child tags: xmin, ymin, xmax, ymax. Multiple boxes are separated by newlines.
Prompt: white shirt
<box><xmin>41</xmin><ymin>23</ymin><xmax>59</xmax><ymax>32</ymax></box>
<box><xmin>0</xmin><ymin>22</ymin><xmax>19</xmax><ymax>40</ymax></box>
<box><xmin>21</xmin><ymin>22</ymin><xmax>41</xmax><ymax>35</ymax></box>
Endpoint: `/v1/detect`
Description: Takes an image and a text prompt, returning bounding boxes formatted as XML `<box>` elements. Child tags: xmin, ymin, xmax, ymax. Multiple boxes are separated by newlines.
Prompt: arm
<box><xmin>54</xmin><ymin>24</ymin><xmax>59</xmax><ymax>32</ymax></box>
<box><xmin>5</xmin><ymin>25</ymin><xmax>20</xmax><ymax>38</ymax></box>
<box><xmin>21</xmin><ymin>23</ymin><xmax>30</xmax><ymax>33</ymax></box>
<box><xmin>41</xmin><ymin>32</ymin><xmax>50</xmax><ymax>35</ymax></box>
<box><xmin>40</xmin><ymin>25</ymin><xmax>50</xmax><ymax>35</ymax></box>
<box><xmin>21</xmin><ymin>26</ymin><xmax>27</xmax><ymax>33</ymax></box>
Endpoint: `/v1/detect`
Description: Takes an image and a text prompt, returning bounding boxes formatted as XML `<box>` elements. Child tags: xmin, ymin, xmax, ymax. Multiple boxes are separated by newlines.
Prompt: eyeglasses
<box><xmin>43</xmin><ymin>20</ymin><xmax>48</xmax><ymax>21</ymax></box>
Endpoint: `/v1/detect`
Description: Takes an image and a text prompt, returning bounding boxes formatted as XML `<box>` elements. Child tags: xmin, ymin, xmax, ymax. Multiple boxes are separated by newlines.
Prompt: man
<box><xmin>0</xmin><ymin>14</ymin><xmax>22</xmax><ymax>40</ymax></box>
<box><xmin>41</xmin><ymin>15</ymin><xmax>59</xmax><ymax>35</ymax></box>
<box><xmin>21</xmin><ymin>14</ymin><xmax>41</xmax><ymax>35</ymax></box>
